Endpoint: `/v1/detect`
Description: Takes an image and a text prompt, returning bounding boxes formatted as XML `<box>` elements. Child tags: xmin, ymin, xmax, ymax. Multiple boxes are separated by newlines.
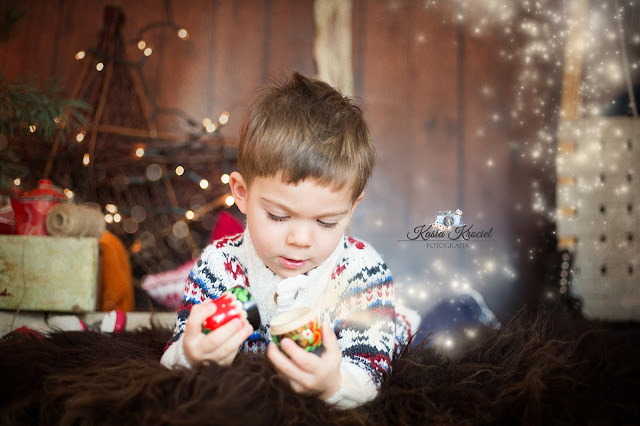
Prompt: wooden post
<box><xmin>313</xmin><ymin>0</ymin><xmax>353</xmax><ymax>96</ymax></box>
<box><xmin>559</xmin><ymin>0</ymin><xmax>588</xmax><ymax>121</ymax></box>
<box><xmin>556</xmin><ymin>0</ymin><xmax>588</xmax><ymax>251</ymax></box>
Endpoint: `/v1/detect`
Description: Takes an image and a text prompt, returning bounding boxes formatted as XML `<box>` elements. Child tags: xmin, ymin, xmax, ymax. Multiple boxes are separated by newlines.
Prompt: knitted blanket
<box><xmin>1</xmin><ymin>308</ymin><xmax>639</xmax><ymax>425</ymax></box>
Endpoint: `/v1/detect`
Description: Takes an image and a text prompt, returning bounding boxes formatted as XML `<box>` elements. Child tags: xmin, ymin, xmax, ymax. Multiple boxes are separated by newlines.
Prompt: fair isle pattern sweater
<box><xmin>162</xmin><ymin>229</ymin><xmax>414</xmax><ymax>407</ymax></box>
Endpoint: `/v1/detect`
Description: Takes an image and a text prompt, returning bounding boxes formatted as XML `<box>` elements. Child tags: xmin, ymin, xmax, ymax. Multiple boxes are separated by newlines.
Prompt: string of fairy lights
<box><xmin>10</xmin><ymin>3</ymin><xmax>238</xmax><ymax>260</ymax></box>
<box><xmin>67</xmin><ymin>14</ymin><xmax>235</xmax><ymax>234</ymax></box>
<box><xmin>70</xmin><ymin>46</ymin><xmax>235</xmax><ymax>230</ymax></box>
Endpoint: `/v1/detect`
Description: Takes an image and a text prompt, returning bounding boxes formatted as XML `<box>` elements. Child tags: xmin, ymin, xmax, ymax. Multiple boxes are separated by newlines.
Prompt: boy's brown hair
<box><xmin>237</xmin><ymin>71</ymin><xmax>376</xmax><ymax>203</ymax></box>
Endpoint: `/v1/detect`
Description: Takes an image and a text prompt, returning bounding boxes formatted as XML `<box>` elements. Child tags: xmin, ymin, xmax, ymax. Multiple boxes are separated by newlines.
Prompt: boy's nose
<box><xmin>285</xmin><ymin>224</ymin><xmax>312</xmax><ymax>248</ymax></box>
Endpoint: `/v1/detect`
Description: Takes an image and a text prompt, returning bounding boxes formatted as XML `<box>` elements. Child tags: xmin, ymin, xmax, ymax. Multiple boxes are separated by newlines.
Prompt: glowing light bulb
<box><xmin>76</xmin><ymin>132</ymin><xmax>85</xmax><ymax>143</ymax></box>
<box><xmin>185</xmin><ymin>210</ymin><xmax>195</xmax><ymax>220</ymax></box>
<box><xmin>64</xmin><ymin>189</ymin><xmax>74</xmax><ymax>199</ymax></box>
<box><xmin>113</xmin><ymin>213</ymin><xmax>122</xmax><ymax>223</ymax></box>
<box><xmin>105</xmin><ymin>204</ymin><xmax>117</xmax><ymax>214</ymax></box>
<box><xmin>75</xmin><ymin>51</ymin><xmax>85</xmax><ymax>60</ymax></box>
<box><xmin>175</xmin><ymin>166</ymin><xmax>185</xmax><ymax>176</ymax></box>
<box><xmin>220</xmin><ymin>173</ymin><xmax>230</xmax><ymax>184</ymax></box>
<box><xmin>13</xmin><ymin>178</ymin><xmax>21</xmax><ymax>186</ymax></box>
<box><xmin>225</xmin><ymin>195</ymin><xmax>235</xmax><ymax>206</ymax></box>
<box><xmin>135</xmin><ymin>147</ymin><xmax>145</xmax><ymax>158</ymax></box>
<box><xmin>199</xmin><ymin>179</ymin><xmax>209</xmax><ymax>189</ymax></box>
<box><xmin>145</xmin><ymin>163</ymin><xmax>162</xmax><ymax>181</ymax></box>
<box><xmin>205</xmin><ymin>123</ymin><xmax>217</xmax><ymax>133</ymax></box>
<box><xmin>29</xmin><ymin>125</ymin><xmax>36</xmax><ymax>133</ymax></box>
<box><xmin>144</xmin><ymin>47</ymin><xmax>152</xmax><ymax>57</ymax></box>
<box><xmin>219</xmin><ymin>112</ymin><xmax>229</xmax><ymax>125</ymax></box>
<box><xmin>104</xmin><ymin>214</ymin><xmax>114</xmax><ymax>224</ymax></box>
<box><xmin>202</xmin><ymin>118</ymin><xmax>212</xmax><ymax>127</ymax></box>
<box><xmin>96</xmin><ymin>62</ymin><xmax>104</xmax><ymax>71</ymax></box>
<box><xmin>137</xmin><ymin>40</ymin><xmax>146</xmax><ymax>50</ymax></box>
<box><xmin>177</xmin><ymin>28</ymin><xmax>188</xmax><ymax>39</ymax></box>
<box><xmin>82</xmin><ymin>153</ymin><xmax>90</xmax><ymax>165</ymax></box>
<box><xmin>172</xmin><ymin>221</ymin><xmax>189</xmax><ymax>238</ymax></box>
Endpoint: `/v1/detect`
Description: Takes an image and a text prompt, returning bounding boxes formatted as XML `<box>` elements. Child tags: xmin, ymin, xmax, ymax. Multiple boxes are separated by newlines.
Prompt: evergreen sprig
<box><xmin>0</xmin><ymin>74</ymin><xmax>91</xmax><ymax>190</ymax></box>
<box><xmin>0</xmin><ymin>139</ymin><xmax>26</xmax><ymax>189</ymax></box>
<box><xmin>0</xmin><ymin>74</ymin><xmax>91</xmax><ymax>139</ymax></box>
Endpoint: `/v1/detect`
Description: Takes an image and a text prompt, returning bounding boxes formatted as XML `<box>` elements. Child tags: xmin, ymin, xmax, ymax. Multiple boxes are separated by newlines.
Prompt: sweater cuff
<box><xmin>325</xmin><ymin>358</ymin><xmax>378</xmax><ymax>409</ymax></box>
<box><xmin>160</xmin><ymin>334</ymin><xmax>191</xmax><ymax>369</ymax></box>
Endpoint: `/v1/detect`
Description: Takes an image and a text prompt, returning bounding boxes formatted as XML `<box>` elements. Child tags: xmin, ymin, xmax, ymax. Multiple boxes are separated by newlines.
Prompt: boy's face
<box><xmin>229</xmin><ymin>172</ymin><xmax>363</xmax><ymax>278</ymax></box>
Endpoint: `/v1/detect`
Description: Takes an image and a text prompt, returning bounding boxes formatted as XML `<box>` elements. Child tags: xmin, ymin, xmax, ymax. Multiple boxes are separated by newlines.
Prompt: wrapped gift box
<box><xmin>0</xmin><ymin>235</ymin><xmax>99</xmax><ymax>312</ymax></box>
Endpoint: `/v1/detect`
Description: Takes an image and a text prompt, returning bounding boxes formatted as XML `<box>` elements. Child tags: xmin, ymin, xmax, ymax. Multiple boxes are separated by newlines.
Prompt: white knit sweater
<box><xmin>161</xmin><ymin>229</ymin><xmax>418</xmax><ymax>408</ymax></box>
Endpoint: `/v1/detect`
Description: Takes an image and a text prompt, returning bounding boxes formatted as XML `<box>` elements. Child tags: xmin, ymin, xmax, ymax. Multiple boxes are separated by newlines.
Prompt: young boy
<box><xmin>161</xmin><ymin>72</ymin><xmax>417</xmax><ymax>408</ymax></box>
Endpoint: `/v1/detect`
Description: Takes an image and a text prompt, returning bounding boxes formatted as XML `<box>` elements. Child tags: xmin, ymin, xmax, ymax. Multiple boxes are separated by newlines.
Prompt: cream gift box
<box><xmin>0</xmin><ymin>235</ymin><xmax>100</xmax><ymax>312</ymax></box>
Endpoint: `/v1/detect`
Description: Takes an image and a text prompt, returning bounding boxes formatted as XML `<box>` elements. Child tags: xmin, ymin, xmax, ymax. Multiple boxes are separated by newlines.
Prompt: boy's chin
<box><xmin>270</xmin><ymin>264</ymin><xmax>314</xmax><ymax>279</ymax></box>
<box><xmin>274</xmin><ymin>269</ymin><xmax>309</xmax><ymax>279</ymax></box>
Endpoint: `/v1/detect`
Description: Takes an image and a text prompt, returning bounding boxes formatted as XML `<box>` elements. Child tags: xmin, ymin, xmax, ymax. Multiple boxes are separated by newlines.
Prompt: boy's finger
<box><xmin>219</xmin><ymin>351</ymin><xmax>237</xmax><ymax>366</ymax></box>
<box><xmin>286</xmin><ymin>378</ymin><xmax>309</xmax><ymax>395</ymax></box>
<box><xmin>200</xmin><ymin>318</ymin><xmax>247</xmax><ymax>354</ymax></box>
<box><xmin>184</xmin><ymin>301</ymin><xmax>217</xmax><ymax>337</ymax></box>
<box><xmin>208</xmin><ymin>323</ymin><xmax>253</xmax><ymax>360</ymax></box>
<box><xmin>268</xmin><ymin>340</ymin><xmax>313</xmax><ymax>382</ymax></box>
<box><xmin>279</xmin><ymin>337</ymin><xmax>322</xmax><ymax>372</ymax></box>
<box><xmin>321</xmin><ymin>322</ymin><xmax>340</xmax><ymax>352</ymax></box>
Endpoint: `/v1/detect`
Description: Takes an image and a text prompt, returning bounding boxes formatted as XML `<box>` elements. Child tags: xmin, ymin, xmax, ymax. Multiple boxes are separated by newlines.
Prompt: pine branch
<box><xmin>0</xmin><ymin>141</ymin><xmax>26</xmax><ymax>190</ymax></box>
<box><xmin>0</xmin><ymin>74</ymin><xmax>91</xmax><ymax>140</ymax></box>
<box><xmin>0</xmin><ymin>74</ymin><xmax>92</xmax><ymax>189</ymax></box>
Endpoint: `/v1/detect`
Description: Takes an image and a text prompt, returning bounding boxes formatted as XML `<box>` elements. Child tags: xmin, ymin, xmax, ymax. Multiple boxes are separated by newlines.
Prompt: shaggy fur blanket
<box><xmin>1</xmin><ymin>308</ymin><xmax>639</xmax><ymax>425</ymax></box>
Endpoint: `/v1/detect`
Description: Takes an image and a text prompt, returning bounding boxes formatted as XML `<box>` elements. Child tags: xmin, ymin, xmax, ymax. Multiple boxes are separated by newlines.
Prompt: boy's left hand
<box><xmin>267</xmin><ymin>321</ymin><xmax>342</xmax><ymax>400</ymax></box>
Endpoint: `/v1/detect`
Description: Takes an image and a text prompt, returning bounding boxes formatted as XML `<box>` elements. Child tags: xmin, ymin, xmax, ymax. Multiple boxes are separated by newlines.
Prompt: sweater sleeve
<box><xmin>325</xmin><ymin>237</ymin><xmax>395</xmax><ymax>408</ymax></box>
<box><xmin>160</xmin><ymin>333</ymin><xmax>190</xmax><ymax>368</ymax></box>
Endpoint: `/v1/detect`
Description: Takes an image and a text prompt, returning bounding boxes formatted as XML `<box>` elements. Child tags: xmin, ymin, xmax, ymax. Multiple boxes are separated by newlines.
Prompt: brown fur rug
<box><xmin>1</xmin><ymin>308</ymin><xmax>639</xmax><ymax>425</ymax></box>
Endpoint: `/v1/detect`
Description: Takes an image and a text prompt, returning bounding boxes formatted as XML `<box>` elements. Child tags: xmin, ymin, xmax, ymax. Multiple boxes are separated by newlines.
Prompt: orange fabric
<box><xmin>99</xmin><ymin>231</ymin><xmax>135</xmax><ymax>311</ymax></box>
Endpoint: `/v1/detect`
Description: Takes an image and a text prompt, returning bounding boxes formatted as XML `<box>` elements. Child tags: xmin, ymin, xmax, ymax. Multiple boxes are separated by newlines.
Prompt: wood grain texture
<box><xmin>0</xmin><ymin>0</ymin><xmax>570</xmax><ymax>317</ymax></box>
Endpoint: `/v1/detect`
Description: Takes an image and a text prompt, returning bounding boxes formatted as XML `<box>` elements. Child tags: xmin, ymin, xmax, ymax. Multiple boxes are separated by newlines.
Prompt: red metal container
<box><xmin>11</xmin><ymin>179</ymin><xmax>68</xmax><ymax>235</ymax></box>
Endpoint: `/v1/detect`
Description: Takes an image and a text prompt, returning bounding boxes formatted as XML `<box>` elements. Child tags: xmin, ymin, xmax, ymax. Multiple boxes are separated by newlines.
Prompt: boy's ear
<box><xmin>228</xmin><ymin>172</ymin><xmax>249</xmax><ymax>214</ymax></box>
<box><xmin>351</xmin><ymin>191</ymin><xmax>365</xmax><ymax>211</ymax></box>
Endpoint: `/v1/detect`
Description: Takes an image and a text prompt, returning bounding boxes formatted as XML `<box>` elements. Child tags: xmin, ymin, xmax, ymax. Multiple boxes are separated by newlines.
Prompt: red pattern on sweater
<box><xmin>357</xmin><ymin>352</ymin><xmax>391</xmax><ymax>373</ymax></box>
<box><xmin>347</xmin><ymin>236</ymin><xmax>365</xmax><ymax>249</ymax></box>
<box><xmin>331</xmin><ymin>264</ymin><xmax>346</xmax><ymax>280</ymax></box>
<box><xmin>215</xmin><ymin>233</ymin><xmax>242</xmax><ymax>248</ymax></box>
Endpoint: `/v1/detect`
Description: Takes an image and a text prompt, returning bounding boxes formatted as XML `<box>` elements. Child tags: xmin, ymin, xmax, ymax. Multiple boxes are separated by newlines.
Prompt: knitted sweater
<box><xmin>161</xmin><ymin>229</ymin><xmax>417</xmax><ymax>408</ymax></box>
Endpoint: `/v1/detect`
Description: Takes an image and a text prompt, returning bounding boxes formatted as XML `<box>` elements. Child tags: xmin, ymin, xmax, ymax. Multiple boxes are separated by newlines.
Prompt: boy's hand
<box><xmin>183</xmin><ymin>300</ymin><xmax>254</xmax><ymax>366</ymax></box>
<box><xmin>267</xmin><ymin>322</ymin><xmax>342</xmax><ymax>400</ymax></box>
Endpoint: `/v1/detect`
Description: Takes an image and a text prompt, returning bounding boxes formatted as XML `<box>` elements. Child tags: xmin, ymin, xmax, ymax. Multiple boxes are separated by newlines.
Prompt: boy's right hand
<box><xmin>183</xmin><ymin>300</ymin><xmax>254</xmax><ymax>366</ymax></box>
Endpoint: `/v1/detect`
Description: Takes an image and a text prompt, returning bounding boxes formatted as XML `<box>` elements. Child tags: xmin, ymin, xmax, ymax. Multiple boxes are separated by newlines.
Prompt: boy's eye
<box><xmin>267</xmin><ymin>212</ymin><xmax>288</xmax><ymax>222</ymax></box>
<box><xmin>317</xmin><ymin>220</ymin><xmax>338</xmax><ymax>229</ymax></box>
<box><xmin>267</xmin><ymin>211</ymin><xmax>337</xmax><ymax>229</ymax></box>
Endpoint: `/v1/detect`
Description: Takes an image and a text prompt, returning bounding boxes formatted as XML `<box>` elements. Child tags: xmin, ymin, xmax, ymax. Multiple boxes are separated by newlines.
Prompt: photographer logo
<box><xmin>436</xmin><ymin>209</ymin><xmax>464</xmax><ymax>229</ymax></box>
<box><xmin>403</xmin><ymin>209</ymin><xmax>493</xmax><ymax>248</ymax></box>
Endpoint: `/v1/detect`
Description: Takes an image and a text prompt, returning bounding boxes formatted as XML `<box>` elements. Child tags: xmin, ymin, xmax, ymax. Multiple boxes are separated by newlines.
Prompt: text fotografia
<box><xmin>407</xmin><ymin>240</ymin><xmax>472</xmax><ymax>249</ymax></box>
<box><xmin>406</xmin><ymin>224</ymin><xmax>493</xmax><ymax>242</ymax></box>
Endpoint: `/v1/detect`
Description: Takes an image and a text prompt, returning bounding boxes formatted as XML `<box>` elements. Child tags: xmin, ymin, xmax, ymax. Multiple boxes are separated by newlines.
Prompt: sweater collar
<box><xmin>242</xmin><ymin>227</ymin><xmax>345</xmax><ymax>325</ymax></box>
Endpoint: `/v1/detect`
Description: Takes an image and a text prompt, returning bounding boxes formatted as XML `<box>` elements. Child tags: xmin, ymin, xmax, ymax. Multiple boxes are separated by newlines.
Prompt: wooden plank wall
<box><xmin>1</xmin><ymin>0</ymin><xmax>567</xmax><ymax>318</ymax></box>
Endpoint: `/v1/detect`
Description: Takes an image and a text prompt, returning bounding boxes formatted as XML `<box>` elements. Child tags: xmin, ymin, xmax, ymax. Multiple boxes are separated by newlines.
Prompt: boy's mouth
<box><xmin>279</xmin><ymin>257</ymin><xmax>307</xmax><ymax>269</ymax></box>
